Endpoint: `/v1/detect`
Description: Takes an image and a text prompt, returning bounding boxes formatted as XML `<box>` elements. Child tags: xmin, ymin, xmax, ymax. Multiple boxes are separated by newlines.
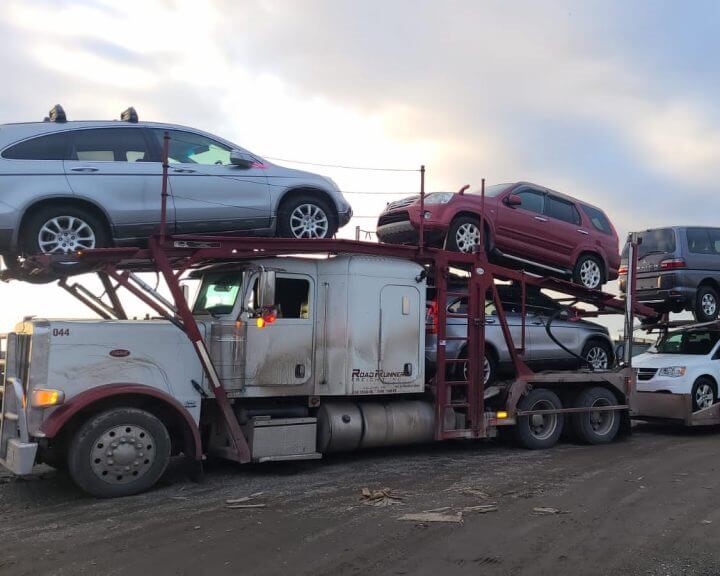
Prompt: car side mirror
<box><xmin>504</xmin><ymin>194</ymin><xmax>522</xmax><ymax>207</ymax></box>
<box><xmin>230</xmin><ymin>149</ymin><xmax>256</xmax><ymax>169</ymax></box>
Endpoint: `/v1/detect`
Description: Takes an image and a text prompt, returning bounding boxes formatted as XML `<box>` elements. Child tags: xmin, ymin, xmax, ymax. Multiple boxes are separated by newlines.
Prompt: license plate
<box><xmin>638</xmin><ymin>277</ymin><xmax>659</xmax><ymax>290</ymax></box>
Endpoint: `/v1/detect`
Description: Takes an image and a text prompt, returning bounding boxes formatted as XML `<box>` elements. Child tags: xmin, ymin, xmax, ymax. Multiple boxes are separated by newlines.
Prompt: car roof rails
<box><xmin>44</xmin><ymin>105</ymin><xmax>66</xmax><ymax>123</ymax></box>
<box><xmin>121</xmin><ymin>107</ymin><xmax>139</xmax><ymax>123</ymax></box>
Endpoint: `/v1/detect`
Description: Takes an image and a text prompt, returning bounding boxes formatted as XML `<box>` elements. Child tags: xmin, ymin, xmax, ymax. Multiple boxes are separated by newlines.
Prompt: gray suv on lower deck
<box><xmin>0</xmin><ymin>106</ymin><xmax>352</xmax><ymax>263</ymax></box>
<box><xmin>619</xmin><ymin>227</ymin><xmax>720</xmax><ymax>322</ymax></box>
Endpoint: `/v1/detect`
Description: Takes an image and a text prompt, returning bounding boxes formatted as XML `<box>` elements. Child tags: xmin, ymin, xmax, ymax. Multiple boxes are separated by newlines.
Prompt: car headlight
<box><xmin>657</xmin><ymin>366</ymin><xmax>686</xmax><ymax>377</ymax></box>
<box><xmin>423</xmin><ymin>192</ymin><xmax>454</xmax><ymax>205</ymax></box>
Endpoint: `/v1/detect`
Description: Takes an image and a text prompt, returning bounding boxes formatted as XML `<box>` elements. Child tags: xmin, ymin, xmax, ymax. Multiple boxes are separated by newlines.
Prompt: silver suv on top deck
<box><xmin>0</xmin><ymin>106</ymin><xmax>353</xmax><ymax>263</ymax></box>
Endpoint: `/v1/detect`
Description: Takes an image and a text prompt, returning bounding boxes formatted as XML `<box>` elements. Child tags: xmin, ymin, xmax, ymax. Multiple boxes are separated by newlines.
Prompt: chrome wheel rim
<box><xmin>701</xmin><ymin>293</ymin><xmax>717</xmax><ymax>317</ymax></box>
<box><xmin>579</xmin><ymin>259</ymin><xmax>601</xmax><ymax>288</ymax></box>
<box><xmin>38</xmin><ymin>216</ymin><xmax>96</xmax><ymax>254</ymax></box>
<box><xmin>90</xmin><ymin>424</ymin><xmax>156</xmax><ymax>485</ymax></box>
<box><xmin>585</xmin><ymin>346</ymin><xmax>609</xmax><ymax>369</ymax></box>
<box><xmin>462</xmin><ymin>357</ymin><xmax>491</xmax><ymax>385</ymax></box>
<box><xmin>528</xmin><ymin>399</ymin><xmax>558</xmax><ymax>440</ymax></box>
<box><xmin>455</xmin><ymin>223</ymin><xmax>480</xmax><ymax>253</ymax></box>
<box><xmin>695</xmin><ymin>383</ymin><xmax>715</xmax><ymax>410</ymax></box>
<box><xmin>290</xmin><ymin>204</ymin><xmax>329</xmax><ymax>238</ymax></box>
<box><xmin>588</xmin><ymin>397</ymin><xmax>615</xmax><ymax>435</ymax></box>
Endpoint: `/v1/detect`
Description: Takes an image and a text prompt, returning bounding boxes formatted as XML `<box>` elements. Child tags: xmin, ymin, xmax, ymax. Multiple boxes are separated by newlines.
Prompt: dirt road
<box><xmin>2</xmin><ymin>424</ymin><xmax>720</xmax><ymax>576</ymax></box>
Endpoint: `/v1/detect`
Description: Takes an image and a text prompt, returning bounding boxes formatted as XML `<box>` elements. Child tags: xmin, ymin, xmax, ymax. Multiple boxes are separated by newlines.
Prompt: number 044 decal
<box><xmin>52</xmin><ymin>328</ymin><xmax>70</xmax><ymax>337</ymax></box>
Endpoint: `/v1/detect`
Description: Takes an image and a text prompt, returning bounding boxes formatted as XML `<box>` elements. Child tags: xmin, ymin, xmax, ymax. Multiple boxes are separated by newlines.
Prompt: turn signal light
<box><xmin>30</xmin><ymin>388</ymin><xmax>65</xmax><ymax>408</ymax></box>
<box><xmin>496</xmin><ymin>411</ymin><xmax>508</xmax><ymax>419</ymax></box>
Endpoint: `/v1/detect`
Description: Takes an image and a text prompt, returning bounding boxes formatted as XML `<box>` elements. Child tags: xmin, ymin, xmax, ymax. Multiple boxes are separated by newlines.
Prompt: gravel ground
<box><xmin>2</xmin><ymin>423</ymin><xmax>720</xmax><ymax>576</ymax></box>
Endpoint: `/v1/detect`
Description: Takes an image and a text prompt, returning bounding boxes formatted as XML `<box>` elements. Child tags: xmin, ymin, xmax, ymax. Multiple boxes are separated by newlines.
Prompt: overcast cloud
<box><xmin>0</xmin><ymin>0</ymin><xmax>718</xmax><ymax>330</ymax></box>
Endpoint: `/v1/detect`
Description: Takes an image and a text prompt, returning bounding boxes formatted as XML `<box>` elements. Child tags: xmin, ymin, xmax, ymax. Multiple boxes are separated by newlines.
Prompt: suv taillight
<box><xmin>426</xmin><ymin>301</ymin><xmax>438</xmax><ymax>334</ymax></box>
<box><xmin>618</xmin><ymin>265</ymin><xmax>628</xmax><ymax>275</ymax></box>
<box><xmin>660</xmin><ymin>258</ymin><xmax>686</xmax><ymax>270</ymax></box>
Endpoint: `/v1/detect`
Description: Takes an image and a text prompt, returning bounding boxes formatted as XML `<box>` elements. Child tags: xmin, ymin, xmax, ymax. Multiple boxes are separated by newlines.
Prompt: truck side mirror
<box><xmin>258</xmin><ymin>269</ymin><xmax>276</xmax><ymax>309</ymax></box>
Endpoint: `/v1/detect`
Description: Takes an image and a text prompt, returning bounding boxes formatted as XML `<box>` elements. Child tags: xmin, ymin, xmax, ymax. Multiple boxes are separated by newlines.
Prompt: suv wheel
<box><xmin>694</xmin><ymin>285</ymin><xmax>719</xmax><ymax>323</ymax></box>
<box><xmin>581</xmin><ymin>339</ymin><xmax>613</xmax><ymax>370</ymax></box>
<box><xmin>573</xmin><ymin>254</ymin><xmax>604</xmax><ymax>290</ymax></box>
<box><xmin>278</xmin><ymin>195</ymin><xmax>337</xmax><ymax>239</ymax></box>
<box><xmin>22</xmin><ymin>205</ymin><xmax>109</xmax><ymax>258</ymax></box>
<box><xmin>446</xmin><ymin>216</ymin><xmax>489</xmax><ymax>254</ymax></box>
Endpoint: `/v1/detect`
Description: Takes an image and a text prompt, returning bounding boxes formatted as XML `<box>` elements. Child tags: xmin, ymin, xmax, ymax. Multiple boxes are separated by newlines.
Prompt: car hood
<box><xmin>633</xmin><ymin>352</ymin><xmax>711</xmax><ymax>368</ymax></box>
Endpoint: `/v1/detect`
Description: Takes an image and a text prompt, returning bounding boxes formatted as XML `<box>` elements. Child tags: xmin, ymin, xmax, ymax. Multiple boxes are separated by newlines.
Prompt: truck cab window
<box><xmin>248</xmin><ymin>276</ymin><xmax>311</xmax><ymax>319</ymax></box>
<box><xmin>193</xmin><ymin>274</ymin><xmax>242</xmax><ymax>315</ymax></box>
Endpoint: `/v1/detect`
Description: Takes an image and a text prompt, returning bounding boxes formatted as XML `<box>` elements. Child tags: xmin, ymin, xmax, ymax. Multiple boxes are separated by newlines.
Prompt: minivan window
<box><xmin>544</xmin><ymin>195</ymin><xmax>580</xmax><ymax>225</ymax></box>
<box><xmin>156</xmin><ymin>129</ymin><xmax>232</xmax><ymax>165</ymax></box>
<box><xmin>686</xmin><ymin>227</ymin><xmax>716</xmax><ymax>254</ymax></box>
<box><xmin>2</xmin><ymin>132</ymin><xmax>71</xmax><ymax>160</ymax></box>
<box><xmin>72</xmin><ymin>128</ymin><xmax>150</xmax><ymax>162</ymax></box>
<box><xmin>654</xmin><ymin>330</ymin><xmax>720</xmax><ymax>355</ymax></box>
<box><xmin>581</xmin><ymin>204</ymin><xmax>613</xmax><ymax>235</ymax></box>
<box><xmin>709</xmin><ymin>229</ymin><xmax>720</xmax><ymax>253</ymax></box>
<box><xmin>515</xmin><ymin>190</ymin><xmax>543</xmax><ymax>214</ymax></box>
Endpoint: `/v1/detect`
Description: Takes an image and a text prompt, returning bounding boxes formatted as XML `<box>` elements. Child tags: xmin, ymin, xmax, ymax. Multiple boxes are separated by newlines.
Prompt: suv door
<box><xmin>64</xmin><ymin>127</ymin><xmax>168</xmax><ymax>240</ymax></box>
<box><xmin>541</xmin><ymin>194</ymin><xmax>584</xmax><ymax>267</ymax></box>
<box><xmin>152</xmin><ymin>129</ymin><xmax>271</xmax><ymax>234</ymax></box>
<box><xmin>495</xmin><ymin>186</ymin><xmax>547</xmax><ymax>261</ymax></box>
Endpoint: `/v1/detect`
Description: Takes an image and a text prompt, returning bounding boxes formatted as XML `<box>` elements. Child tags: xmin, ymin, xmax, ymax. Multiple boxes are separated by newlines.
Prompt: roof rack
<box><xmin>44</xmin><ymin>105</ymin><xmax>66</xmax><ymax>123</ymax></box>
<box><xmin>121</xmin><ymin>107</ymin><xmax>138</xmax><ymax>123</ymax></box>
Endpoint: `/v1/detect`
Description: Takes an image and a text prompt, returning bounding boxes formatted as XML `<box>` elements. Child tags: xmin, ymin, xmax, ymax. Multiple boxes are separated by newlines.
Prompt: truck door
<box><xmin>379</xmin><ymin>285</ymin><xmax>421</xmax><ymax>386</ymax></box>
<box><xmin>244</xmin><ymin>274</ymin><xmax>315</xmax><ymax>390</ymax></box>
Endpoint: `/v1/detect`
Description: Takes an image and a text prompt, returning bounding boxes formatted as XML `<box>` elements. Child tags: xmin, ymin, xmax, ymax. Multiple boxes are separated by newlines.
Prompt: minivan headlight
<box><xmin>423</xmin><ymin>192</ymin><xmax>454</xmax><ymax>205</ymax></box>
<box><xmin>658</xmin><ymin>366</ymin><xmax>686</xmax><ymax>377</ymax></box>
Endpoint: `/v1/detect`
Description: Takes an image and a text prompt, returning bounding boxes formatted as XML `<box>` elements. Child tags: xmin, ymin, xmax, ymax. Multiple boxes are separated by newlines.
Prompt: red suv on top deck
<box><xmin>376</xmin><ymin>182</ymin><xmax>620</xmax><ymax>290</ymax></box>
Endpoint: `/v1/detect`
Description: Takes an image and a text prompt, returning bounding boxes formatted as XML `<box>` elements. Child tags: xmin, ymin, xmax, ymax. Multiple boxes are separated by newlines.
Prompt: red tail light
<box><xmin>426</xmin><ymin>300</ymin><xmax>438</xmax><ymax>334</ymax></box>
<box><xmin>660</xmin><ymin>258</ymin><xmax>686</xmax><ymax>270</ymax></box>
<box><xmin>618</xmin><ymin>265</ymin><xmax>628</xmax><ymax>275</ymax></box>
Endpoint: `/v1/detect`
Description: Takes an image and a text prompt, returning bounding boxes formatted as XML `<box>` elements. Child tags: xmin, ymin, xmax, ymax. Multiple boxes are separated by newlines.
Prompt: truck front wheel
<box><xmin>68</xmin><ymin>408</ymin><xmax>171</xmax><ymax>498</ymax></box>
<box><xmin>514</xmin><ymin>388</ymin><xmax>564</xmax><ymax>449</ymax></box>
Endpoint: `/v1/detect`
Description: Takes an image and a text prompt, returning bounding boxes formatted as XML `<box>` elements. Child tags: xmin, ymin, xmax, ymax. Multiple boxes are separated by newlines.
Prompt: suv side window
<box><xmin>686</xmin><ymin>228</ymin><xmax>715</xmax><ymax>254</ymax></box>
<box><xmin>71</xmin><ymin>128</ymin><xmax>150</xmax><ymax>162</ymax></box>
<box><xmin>581</xmin><ymin>204</ymin><xmax>613</xmax><ymax>234</ymax></box>
<box><xmin>2</xmin><ymin>132</ymin><xmax>72</xmax><ymax>160</ymax></box>
<box><xmin>515</xmin><ymin>189</ymin><xmax>544</xmax><ymax>214</ymax></box>
<box><xmin>155</xmin><ymin>129</ymin><xmax>232</xmax><ymax>165</ymax></box>
<box><xmin>545</xmin><ymin>195</ymin><xmax>581</xmax><ymax>225</ymax></box>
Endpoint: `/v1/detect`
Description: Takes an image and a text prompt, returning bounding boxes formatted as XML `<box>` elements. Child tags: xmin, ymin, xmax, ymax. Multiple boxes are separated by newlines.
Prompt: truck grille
<box><xmin>378</xmin><ymin>211</ymin><xmax>410</xmax><ymax>227</ymax></box>
<box><xmin>636</xmin><ymin>368</ymin><xmax>658</xmax><ymax>381</ymax></box>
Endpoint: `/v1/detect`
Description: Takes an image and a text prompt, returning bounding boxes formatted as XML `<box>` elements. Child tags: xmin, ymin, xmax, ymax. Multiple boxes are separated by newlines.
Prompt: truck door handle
<box><xmin>172</xmin><ymin>168</ymin><xmax>196</xmax><ymax>174</ymax></box>
<box><xmin>485</xmin><ymin>318</ymin><xmax>496</xmax><ymax>324</ymax></box>
<box><xmin>533</xmin><ymin>216</ymin><xmax>547</xmax><ymax>222</ymax></box>
<box><xmin>70</xmin><ymin>167</ymin><xmax>99</xmax><ymax>172</ymax></box>
<box><xmin>577</xmin><ymin>229</ymin><xmax>589</xmax><ymax>235</ymax></box>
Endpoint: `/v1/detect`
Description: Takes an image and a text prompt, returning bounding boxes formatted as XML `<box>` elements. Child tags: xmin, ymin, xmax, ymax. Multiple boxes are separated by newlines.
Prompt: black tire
<box><xmin>571</xmin><ymin>387</ymin><xmax>621</xmax><ymax>444</ymax></box>
<box><xmin>445</xmin><ymin>216</ymin><xmax>491</xmax><ymax>254</ymax></box>
<box><xmin>67</xmin><ymin>408</ymin><xmax>171</xmax><ymax>498</ymax></box>
<box><xmin>693</xmin><ymin>285</ymin><xmax>720</xmax><ymax>323</ymax></box>
<box><xmin>21</xmin><ymin>204</ymin><xmax>110</xmax><ymax>258</ymax></box>
<box><xmin>277</xmin><ymin>194</ymin><xmax>337</xmax><ymax>239</ymax></box>
<box><xmin>691</xmin><ymin>376</ymin><xmax>718</xmax><ymax>412</ymax></box>
<box><xmin>572</xmin><ymin>253</ymin><xmax>605</xmax><ymax>290</ymax></box>
<box><xmin>514</xmin><ymin>388</ymin><xmax>564</xmax><ymax>449</ymax></box>
<box><xmin>456</xmin><ymin>346</ymin><xmax>498</xmax><ymax>386</ymax></box>
<box><xmin>580</xmin><ymin>339</ymin><xmax>614</xmax><ymax>370</ymax></box>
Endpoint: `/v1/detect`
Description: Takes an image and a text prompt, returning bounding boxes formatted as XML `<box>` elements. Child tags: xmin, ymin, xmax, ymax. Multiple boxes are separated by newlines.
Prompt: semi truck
<box><xmin>0</xmin><ymin>234</ymin><xmax>649</xmax><ymax>497</ymax></box>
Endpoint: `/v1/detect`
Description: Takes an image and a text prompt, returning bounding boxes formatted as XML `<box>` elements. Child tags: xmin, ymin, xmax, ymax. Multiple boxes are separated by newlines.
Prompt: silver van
<box><xmin>620</xmin><ymin>227</ymin><xmax>720</xmax><ymax>322</ymax></box>
<box><xmin>0</xmin><ymin>106</ymin><xmax>352</xmax><ymax>265</ymax></box>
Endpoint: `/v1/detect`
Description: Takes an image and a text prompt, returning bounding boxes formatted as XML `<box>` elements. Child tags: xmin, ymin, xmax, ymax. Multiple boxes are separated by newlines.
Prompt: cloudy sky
<box><xmin>0</xmin><ymin>0</ymin><xmax>718</xmax><ymax>332</ymax></box>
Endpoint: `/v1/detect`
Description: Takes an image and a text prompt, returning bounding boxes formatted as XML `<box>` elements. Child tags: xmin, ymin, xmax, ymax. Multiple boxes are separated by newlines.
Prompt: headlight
<box><xmin>423</xmin><ymin>192</ymin><xmax>454</xmax><ymax>205</ymax></box>
<box><xmin>657</xmin><ymin>366</ymin><xmax>686</xmax><ymax>377</ymax></box>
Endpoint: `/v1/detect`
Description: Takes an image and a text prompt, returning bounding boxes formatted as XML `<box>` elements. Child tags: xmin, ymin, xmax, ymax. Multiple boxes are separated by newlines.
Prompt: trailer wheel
<box><xmin>571</xmin><ymin>387</ymin><xmax>621</xmax><ymax>445</ymax></box>
<box><xmin>514</xmin><ymin>388</ymin><xmax>564</xmax><ymax>450</ymax></box>
<box><xmin>67</xmin><ymin>408</ymin><xmax>171</xmax><ymax>498</ymax></box>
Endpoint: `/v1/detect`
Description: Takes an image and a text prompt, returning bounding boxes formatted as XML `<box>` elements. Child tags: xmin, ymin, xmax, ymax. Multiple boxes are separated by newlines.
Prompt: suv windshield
<box><xmin>623</xmin><ymin>228</ymin><xmax>676</xmax><ymax>259</ymax></box>
<box><xmin>654</xmin><ymin>330</ymin><xmax>720</xmax><ymax>355</ymax></box>
<box><xmin>193</xmin><ymin>273</ymin><xmax>242</xmax><ymax>315</ymax></box>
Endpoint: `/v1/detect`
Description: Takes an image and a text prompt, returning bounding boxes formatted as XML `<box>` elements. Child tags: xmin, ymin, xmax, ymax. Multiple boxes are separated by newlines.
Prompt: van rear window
<box><xmin>623</xmin><ymin>228</ymin><xmax>676</xmax><ymax>258</ymax></box>
<box><xmin>581</xmin><ymin>204</ymin><xmax>613</xmax><ymax>235</ymax></box>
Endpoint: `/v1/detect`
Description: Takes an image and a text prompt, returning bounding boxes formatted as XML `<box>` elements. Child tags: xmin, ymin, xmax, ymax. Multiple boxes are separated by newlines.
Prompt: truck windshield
<box><xmin>653</xmin><ymin>330</ymin><xmax>720</xmax><ymax>355</ymax></box>
<box><xmin>193</xmin><ymin>273</ymin><xmax>242</xmax><ymax>315</ymax></box>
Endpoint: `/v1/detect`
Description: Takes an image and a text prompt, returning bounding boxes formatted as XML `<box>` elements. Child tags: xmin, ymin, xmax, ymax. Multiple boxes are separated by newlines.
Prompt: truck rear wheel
<box><xmin>68</xmin><ymin>408</ymin><xmax>171</xmax><ymax>498</ymax></box>
<box><xmin>571</xmin><ymin>387</ymin><xmax>620</xmax><ymax>444</ymax></box>
<box><xmin>514</xmin><ymin>388</ymin><xmax>564</xmax><ymax>449</ymax></box>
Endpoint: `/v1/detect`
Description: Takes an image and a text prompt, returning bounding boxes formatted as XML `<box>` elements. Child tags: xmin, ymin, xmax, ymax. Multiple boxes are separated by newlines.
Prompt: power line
<box><xmin>263</xmin><ymin>156</ymin><xmax>421</xmax><ymax>172</ymax></box>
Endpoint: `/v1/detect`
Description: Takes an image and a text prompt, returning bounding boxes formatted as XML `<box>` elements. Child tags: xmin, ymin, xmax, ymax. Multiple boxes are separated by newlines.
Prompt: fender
<box><xmin>39</xmin><ymin>383</ymin><xmax>203</xmax><ymax>460</ymax></box>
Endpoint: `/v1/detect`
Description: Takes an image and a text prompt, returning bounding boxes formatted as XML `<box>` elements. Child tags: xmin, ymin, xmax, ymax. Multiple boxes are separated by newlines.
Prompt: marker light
<box><xmin>496</xmin><ymin>411</ymin><xmax>508</xmax><ymax>419</ymax></box>
<box><xmin>256</xmin><ymin>317</ymin><xmax>266</xmax><ymax>328</ymax></box>
<box><xmin>30</xmin><ymin>389</ymin><xmax>65</xmax><ymax>408</ymax></box>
